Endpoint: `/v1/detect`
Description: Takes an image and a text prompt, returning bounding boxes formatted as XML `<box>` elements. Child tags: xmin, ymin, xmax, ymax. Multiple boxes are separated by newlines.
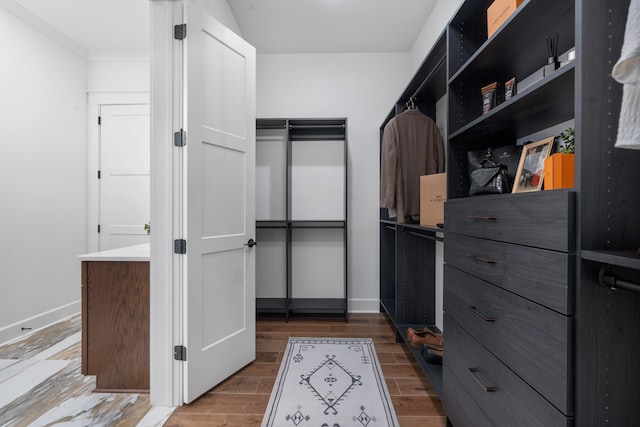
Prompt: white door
<box><xmin>99</xmin><ymin>104</ymin><xmax>150</xmax><ymax>250</ymax></box>
<box><xmin>181</xmin><ymin>4</ymin><xmax>257</xmax><ymax>403</ymax></box>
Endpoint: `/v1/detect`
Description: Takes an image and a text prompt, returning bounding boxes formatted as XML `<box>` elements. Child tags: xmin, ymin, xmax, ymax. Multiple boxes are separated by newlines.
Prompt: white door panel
<box><xmin>181</xmin><ymin>2</ymin><xmax>256</xmax><ymax>404</ymax></box>
<box><xmin>99</xmin><ymin>104</ymin><xmax>150</xmax><ymax>250</ymax></box>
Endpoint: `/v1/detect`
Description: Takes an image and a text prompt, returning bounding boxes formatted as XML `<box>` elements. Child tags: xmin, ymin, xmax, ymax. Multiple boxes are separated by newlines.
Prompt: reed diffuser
<box><xmin>544</xmin><ymin>33</ymin><xmax>560</xmax><ymax>76</ymax></box>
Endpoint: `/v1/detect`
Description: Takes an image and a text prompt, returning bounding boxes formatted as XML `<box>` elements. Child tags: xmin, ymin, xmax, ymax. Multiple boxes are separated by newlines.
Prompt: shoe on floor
<box><xmin>407</xmin><ymin>327</ymin><xmax>443</xmax><ymax>349</ymax></box>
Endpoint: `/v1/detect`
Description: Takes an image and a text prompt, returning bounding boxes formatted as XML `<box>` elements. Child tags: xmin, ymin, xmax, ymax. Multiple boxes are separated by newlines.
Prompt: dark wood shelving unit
<box><xmin>379</xmin><ymin>31</ymin><xmax>447</xmax><ymax>397</ymax></box>
<box><xmin>379</xmin><ymin>0</ymin><xmax>640</xmax><ymax>424</ymax></box>
<box><xmin>256</xmin><ymin>118</ymin><xmax>348</xmax><ymax>321</ymax></box>
<box><xmin>438</xmin><ymin>0</ymin><xmax>640</xmax><ymax>425</ymax></box>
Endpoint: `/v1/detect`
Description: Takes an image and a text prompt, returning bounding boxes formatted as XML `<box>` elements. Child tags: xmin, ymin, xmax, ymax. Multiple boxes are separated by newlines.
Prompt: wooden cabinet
<box><xmin>444</xmin><ymin>194</ymin><xmax>575</xmax><ymax>426</ymax></box>
<box><xmin>440</xmin><ymin>0</ymin><xmax>640</xmax><ymax>425</ymax></box>
<box><xmin>256</xmin><ymin>118</ymin><xmax>348</xmax><ymax>320</ymax></box>
<box><xmin>442</xmin><ymin>0</ymin><xmax>578</xmax><ymax>424</ymax></box>
<box><xmin>80</xmin><ymin>245</ymin><xmax>150</xmax><ymax>393</ymax></box>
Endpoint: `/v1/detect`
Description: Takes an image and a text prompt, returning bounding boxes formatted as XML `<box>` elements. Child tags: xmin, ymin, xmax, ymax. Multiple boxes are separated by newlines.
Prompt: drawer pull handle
<box><xmin>467</xmin><ymin>254</ymin><xmax>496</xmax><ymax>264</ymax></box>
<box><xmin>468</xmin><ymin>305</ymin><xmax>495</xmax><ymax>322</ymax></box>
<box><xmin>467</xmin><ymin>215</ymin><xmax>497</xmax><ymax>220</ymax></box>
<box><xmin>467</xmin><ymin>367</ymin><xmax>496</xmax><ymax>392</ymax></box>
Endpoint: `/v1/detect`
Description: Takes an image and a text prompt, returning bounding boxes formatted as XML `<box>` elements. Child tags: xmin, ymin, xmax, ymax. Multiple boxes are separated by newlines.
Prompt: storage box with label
<box><xmin>543</xmin><ymin>153</ymin><xmax>575</xmax><ymax>190</ymax></box>
<box><xmin>420</xmin><ymin>173</ymin><xmax>447</xmax><ymax>228</ymax></box>
<box><xmin>487</xmin><ymin>0</ymin><xmax>525</xmax><ymax>38</ymax></box>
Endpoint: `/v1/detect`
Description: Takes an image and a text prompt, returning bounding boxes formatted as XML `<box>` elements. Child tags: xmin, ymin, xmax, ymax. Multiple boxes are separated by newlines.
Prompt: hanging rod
<box><xmin>289</xmin><ymin>124</ymin><xmax>345</xmax><ymax>129</ymax></box>
<box><xmin>385</xmin><ymin>225</ymin><xmax>396</xmax><ymax>231</ymax></box>
<box><xmin>404</xmin><ymin>230</ymin><xmax>443</xmax><ymax>242</ymax></box>
<box><xmin>598</xmin><ymin>265</ymin><xmax>640</xmax><ymax>294</ymax></box>
<box><xmin>257</xmin><ymin>125</ymin><xmax>287</xmax><ymax>129</ymax></box>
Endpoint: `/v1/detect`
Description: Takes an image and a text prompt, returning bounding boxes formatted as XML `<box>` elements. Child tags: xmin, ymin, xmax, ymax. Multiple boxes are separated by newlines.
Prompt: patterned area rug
<box><xmin>262</xmin><ymin>337</ymin><xmax>399</xmax><ymax>427</ymax></box>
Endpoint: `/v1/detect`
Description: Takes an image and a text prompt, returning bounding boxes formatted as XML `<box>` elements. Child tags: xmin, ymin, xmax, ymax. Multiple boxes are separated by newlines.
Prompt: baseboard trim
<box><xmin>0</xmin><ymin>301</ymin><xmax>81</xmax><ymax>346</ymax></box>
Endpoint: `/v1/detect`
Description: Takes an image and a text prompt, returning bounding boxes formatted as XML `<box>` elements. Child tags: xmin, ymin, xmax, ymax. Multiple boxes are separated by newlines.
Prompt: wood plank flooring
<box><xmin>165</xmin><ymin>313</ymin><xmax>446</xmax><ymax>426</ymax></box>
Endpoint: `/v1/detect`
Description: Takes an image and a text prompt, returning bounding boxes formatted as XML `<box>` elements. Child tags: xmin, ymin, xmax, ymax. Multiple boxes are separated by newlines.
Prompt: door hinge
<box><xmin>174</xmin><ymin>345</ymin><xmax>187</xmax><ymax>361</ymax></box>
<box><xmin>97</xmin><ymin>224</ymin><xmax>101</xmax><ymax>233</ymax></box>
<box><xmin>174</xmin><ymin>24</ymin><xmax>187</xmax><ymax>40</ymax></box>
<box><xmin>98</xmin><ymin>116</ymin><xmax>101</xmax><ymax>125</ymax></box>
<box><xmin>174</xmin><ymin>129</ymin><xmax>186</xmax><ymax>147</ymax></box>
<box><xmin>97</xmin><ymin>170</ymin><xmax>101</xmax><ymax>179</ymax></box>
<box><xmin>174</xmin><ymin>239</ymin><xmax>187</xmax><ymax>254</ymax></box>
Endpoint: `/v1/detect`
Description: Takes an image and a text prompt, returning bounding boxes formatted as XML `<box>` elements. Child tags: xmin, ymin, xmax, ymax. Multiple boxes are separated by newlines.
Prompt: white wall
<box><xmin>0</xmin><ymin>8</ymin><xmax>88</xmax><ymax>344</ymax></box>
<box><xmin>257</xmin><ymin>52</ymin><xmax>412</xmax><ymax>312</ymax></box>
<box><xmin>88</xmin><ymin>51</ymin><xmax>150</xmax><ymax>92</ymax></box>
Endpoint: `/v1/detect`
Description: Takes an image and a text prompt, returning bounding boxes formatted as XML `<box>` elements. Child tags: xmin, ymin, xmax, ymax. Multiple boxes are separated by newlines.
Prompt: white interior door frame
<box><xmin>87</xmin><ymin>91</ymin><xmax>150</xmax><ymax>253</ymax></box>
<box><xmin>150</xmin><ymin>0</ymin><xmax>185</xmax><ymax>406</ymax></box>
<box><xmin>150</xmin><ymin>0</ymin><xmax>256</xmax><ymax>406</ymax></box>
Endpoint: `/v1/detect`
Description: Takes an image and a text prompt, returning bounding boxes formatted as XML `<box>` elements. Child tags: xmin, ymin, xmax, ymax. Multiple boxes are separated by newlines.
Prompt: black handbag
<box><xmin>467</xmin><ymin>144</ymin><xmax>522</xmax><ymax>189</ymax></box>
<box><xmin>469</xmin><ymin>159</ymin><xmax>511</xmax><ymax>195</ymax></box>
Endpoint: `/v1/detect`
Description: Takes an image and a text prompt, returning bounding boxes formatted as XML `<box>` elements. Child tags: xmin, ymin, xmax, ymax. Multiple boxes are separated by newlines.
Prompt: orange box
<box><xmin>487</xmin><ymin>0</ymin><xmax>525</xmax><ymax>38</ymax></box>
<box><xmin>420</xmin><ymin>173</ymin><xmax>446</xmax><ymax>228</ymax></box>
<box><xmin>543</xmin><ymin>153</ymin><xmax>575</xmax><ymax>190</ymax></box>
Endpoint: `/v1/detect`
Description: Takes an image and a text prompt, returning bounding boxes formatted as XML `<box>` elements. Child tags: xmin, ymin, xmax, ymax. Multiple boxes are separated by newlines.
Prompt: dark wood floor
<box><xmin>164</xmin><ymin>313</ymin><xmax>446</xmax><ymax>427</ymax></box>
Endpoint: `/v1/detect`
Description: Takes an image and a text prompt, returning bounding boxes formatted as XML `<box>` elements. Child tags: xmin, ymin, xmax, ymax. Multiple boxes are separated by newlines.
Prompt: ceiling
<box><xmin>228</xmin><ymin>0</ymin><xmax>438</xmax><ymax>54</ymax></box>
<box><xmin>9</xmin><ymin>0</ymin><xmax>437</xmax><ymax>55</ymax></box>
<box><xmin>11</xmin><ymin>0</ymin><xmax>151</xmax><ymax>53</ymax></box>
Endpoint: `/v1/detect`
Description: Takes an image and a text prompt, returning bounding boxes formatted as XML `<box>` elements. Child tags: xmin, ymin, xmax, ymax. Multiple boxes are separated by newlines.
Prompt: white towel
<box><xmin>614</xmin><ymin>0</ymin><xmax>640</xmax><ymax>149</ymax></box>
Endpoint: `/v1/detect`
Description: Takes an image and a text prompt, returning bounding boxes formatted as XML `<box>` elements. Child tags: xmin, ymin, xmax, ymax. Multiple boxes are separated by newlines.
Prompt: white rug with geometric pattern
<box><xmin>261</xmin><ymin>337</ymin><xmax>399</xmax><ymax>427</ymax></box>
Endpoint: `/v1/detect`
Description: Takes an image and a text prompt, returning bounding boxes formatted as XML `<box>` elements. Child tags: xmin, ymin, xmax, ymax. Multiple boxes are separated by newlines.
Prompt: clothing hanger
<box><xmin>405</xmin><ymin>96</ymin><xmax>417</xmax><ymax>110</ymax></box>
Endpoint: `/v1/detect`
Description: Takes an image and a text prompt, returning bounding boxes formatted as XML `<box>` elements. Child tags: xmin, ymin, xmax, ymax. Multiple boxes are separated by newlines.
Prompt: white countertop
<box><xmin>77</xmin><ymin>243</ymin><xmax>150</xmax><ymax>262</ymax></box>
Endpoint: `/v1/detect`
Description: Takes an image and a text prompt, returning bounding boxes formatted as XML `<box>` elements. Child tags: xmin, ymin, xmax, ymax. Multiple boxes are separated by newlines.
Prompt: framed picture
<box><xmin>512</xmin><ymin>136</ymin><xmax>555</xmax><ymax>193</ymax></box>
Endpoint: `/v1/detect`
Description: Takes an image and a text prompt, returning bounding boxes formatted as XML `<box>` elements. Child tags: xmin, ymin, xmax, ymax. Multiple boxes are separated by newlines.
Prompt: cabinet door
<box><xmin>84</xmin><ymin>261</ymin><xmax>150</xmax><ymax>391</ymax></box>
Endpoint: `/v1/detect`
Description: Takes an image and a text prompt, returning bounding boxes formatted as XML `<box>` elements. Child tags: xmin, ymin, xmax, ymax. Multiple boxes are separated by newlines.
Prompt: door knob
<box><xmin>244</xmin><ymin>238</ymin><xmax>257</xmax><ymax>248</ymax></box>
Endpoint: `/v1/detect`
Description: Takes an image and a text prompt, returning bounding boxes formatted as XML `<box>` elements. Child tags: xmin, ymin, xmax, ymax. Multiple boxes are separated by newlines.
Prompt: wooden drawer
<box><xmin>443</xmin><ymin>365</ymin><xmax>494</xmax><ymax>427</ymax></box>
<box><xmin>445</xmin><ymin>265</ymin><xmax>573</xmax><ymax>415</ymax></box>
<box><xmin>444</xmin><ymin>190</ymin><xmax>575</xmax><ymax>252</ymax></box>
<box><xmin>445</xmin><ymin>233</ymin><xmax>574</xmax><ymax>314</ymax></box>
<box><xmin>443</xmin><ymin>314</ymin><xmax>573</xmax><ymax>427</ymax></box>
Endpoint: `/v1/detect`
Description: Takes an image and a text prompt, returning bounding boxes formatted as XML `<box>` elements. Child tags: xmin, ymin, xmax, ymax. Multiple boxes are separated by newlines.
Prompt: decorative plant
<box><xmin>144</xmin><ymin>222</ymin><xmax>150</xmax><ymax>234</ymax></box>
<box><xmin>557</xmin><ymin>127</ymin><xmax>575</xmax><ymax>154</ymax></box>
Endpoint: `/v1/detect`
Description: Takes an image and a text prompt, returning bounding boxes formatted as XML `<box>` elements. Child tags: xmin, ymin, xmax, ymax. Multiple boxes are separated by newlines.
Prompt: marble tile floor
<box><xmin>0</xmin><ymin>315</ymin><xmax>174</xmax><ymax>427</ymax></box>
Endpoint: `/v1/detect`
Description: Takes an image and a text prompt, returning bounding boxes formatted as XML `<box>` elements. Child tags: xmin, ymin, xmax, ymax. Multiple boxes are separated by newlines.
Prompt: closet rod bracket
<box><xmin>598</xmin><ymin>264</ymin><xmax>640</xmax><ymax>294</ymax></box>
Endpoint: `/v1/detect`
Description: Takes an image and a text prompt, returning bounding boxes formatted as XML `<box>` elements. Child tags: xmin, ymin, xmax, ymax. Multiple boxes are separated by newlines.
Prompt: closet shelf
<box><xmin>288</xmin><ymin>298</ymin><xmax>346</xmax><ymax>312</ymax></box>
<box><xmin>448</xmin><ymin>0</ymin><xmax>574</xmax><ymax>81</ymax></box>
<box><xmin>581</xmin><ymin>250</ymin><xmax>640</xmax><ymax>271</ymax></box>
<box><xmin>256</xmin><ymin>118</ymin><xmax>287</xmax><ymax>129</ymax></box>
<box><xmin>449</xmin><ymin>63</ymin><xmax>575</xmax><ymax>141</ymax></box>
<box><xmin>289</xmin><ymin>220</ymin><xmax>346</xmax><ymax>229</ymax></box>
<box><xmin>256</xmin><ymin>298</ymin><xmax>289</xmax><ymax>311</ymax></box>
<box><xmin>257</xmin><ymin>220</ymin><xmax>288</xmax><ymax>228</ymax></box>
